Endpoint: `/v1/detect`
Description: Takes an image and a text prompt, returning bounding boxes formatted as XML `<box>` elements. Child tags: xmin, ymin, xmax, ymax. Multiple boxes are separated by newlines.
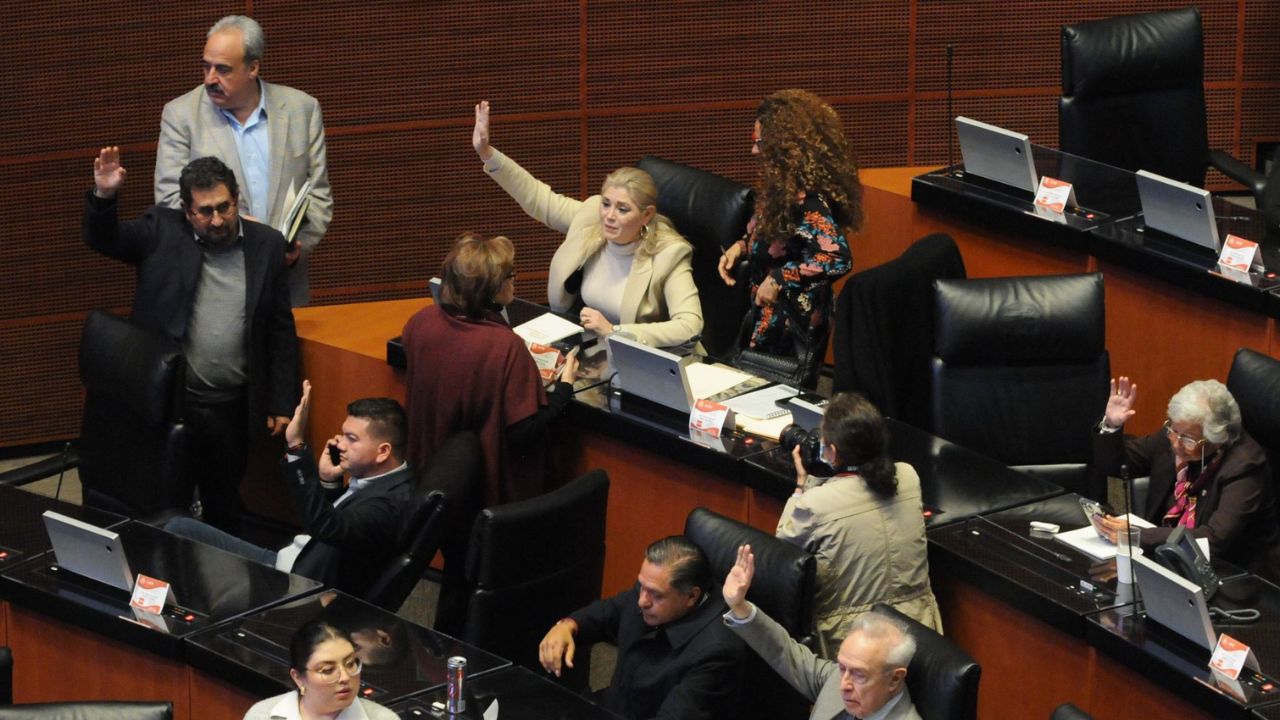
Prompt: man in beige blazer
<box><xmin>723</xmin><ymin>545</ymin><xmax>922</xmax><ymax>720</ymax></box>
<box><xmin>155</xmin><ymin>15</ymin><xmax>332</xmax><ymax>307</ymax></box>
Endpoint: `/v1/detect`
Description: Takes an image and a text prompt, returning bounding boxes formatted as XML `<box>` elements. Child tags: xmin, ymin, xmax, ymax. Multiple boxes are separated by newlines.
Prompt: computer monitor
<box><xmin>956</xmin><ymin>116</ymin><xmax>1040</xmax><ymax>194</ymax></box>
<box><xmin>1135</xmin><ymin>169</ymin><xmax>1221</xmax><ymax>252</ymax></box>
<box><xmin>42</xmin><ymin>510</ymin><xmax>134</xmax><ymax>592</ymax></box>
<box><xmin>1132</xmin><ymin>553</ymin><xmax>1216</xmax><ymax>652</ymax></box>
<box><xmin>608</xmin><ymin>335</ymin><xmax>696</xmax><ymax>414</ymax></box>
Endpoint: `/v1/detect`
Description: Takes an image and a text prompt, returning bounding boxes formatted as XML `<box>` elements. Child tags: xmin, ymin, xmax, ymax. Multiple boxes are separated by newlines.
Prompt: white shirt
<box><xmin>579</xmin><ymin>239</ymin><xmax>636</xmax><ymax>324</ymax></box>
<box><xmin>242</xmin><ymin>690</ymin><xmax>397</xmax><ymax>720</ymax></box>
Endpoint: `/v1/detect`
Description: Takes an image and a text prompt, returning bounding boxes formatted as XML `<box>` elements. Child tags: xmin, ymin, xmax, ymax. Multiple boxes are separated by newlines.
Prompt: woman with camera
<box><xmin>777</xmin><ymin>392</ymin><xmax>941</xmax><ymax>658</ymax></box>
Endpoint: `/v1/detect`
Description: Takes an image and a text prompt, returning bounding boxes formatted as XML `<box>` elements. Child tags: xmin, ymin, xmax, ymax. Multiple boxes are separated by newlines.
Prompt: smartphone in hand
<box><xmin>327</xmin><ymin>443</ymin><xmax>341</xmax><ymax>466</ymax></box>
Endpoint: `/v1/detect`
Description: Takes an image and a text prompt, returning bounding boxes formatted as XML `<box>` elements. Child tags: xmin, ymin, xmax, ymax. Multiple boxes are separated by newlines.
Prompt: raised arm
<box><xmin>474</xmin><ymin>101</ymin><xmax>583</xmax><ymax>233</ymax></box>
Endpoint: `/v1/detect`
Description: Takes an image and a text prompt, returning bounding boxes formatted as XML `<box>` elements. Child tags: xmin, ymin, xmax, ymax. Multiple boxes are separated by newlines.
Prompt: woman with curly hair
<box><xmin>718</xmin><ymin>89</ymin><xmax>860</xmax><ymax>365</ymax></box>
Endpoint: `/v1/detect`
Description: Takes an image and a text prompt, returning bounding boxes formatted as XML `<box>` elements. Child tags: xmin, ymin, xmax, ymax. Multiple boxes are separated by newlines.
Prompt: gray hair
<box><xmin>848</xmin><ymin>610</ymin><xmax>916</xmax><ymax>670</ymax></box>
<box><xmin>208</xmin><ymin>15</ymin><xmax>265</xmax><ymax>64</ymax></box>
<box><xmin>1167</xmin><ymin>379</ymin><xmax>1242</xmax><ymax>445</ymax></box>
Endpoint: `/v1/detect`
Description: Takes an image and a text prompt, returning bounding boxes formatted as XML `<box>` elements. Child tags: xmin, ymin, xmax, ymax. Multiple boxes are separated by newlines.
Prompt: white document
<box><xmin>739</xmin><ymin>412</ymin><xmax>794</xmax><ymax>441</ymax></box>
<box><xmin>1054</xmin><ymin>514</ymin><xmax>1155</xmax><ymax>560</ymax></box>
<box><xmin>723</xmin><ymin>384</ymin><xmax>798</xmax><ymax>420</ymax></box>
<box><xmin>513</xmin><ymin>312</ymin><xmax>583</xmax><ymax>345</ymax></box>
<box><xmin>686</xmin><ymin>363</ymin><xmax>755</xmax><ymax>400</ymax></box>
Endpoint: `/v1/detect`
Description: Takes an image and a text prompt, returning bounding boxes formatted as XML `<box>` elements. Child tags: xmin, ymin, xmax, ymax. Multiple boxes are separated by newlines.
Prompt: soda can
<box><xmin>446</xmin><ymin>655</ymin><xmax>467</xmax><ymax>714</ymax></box>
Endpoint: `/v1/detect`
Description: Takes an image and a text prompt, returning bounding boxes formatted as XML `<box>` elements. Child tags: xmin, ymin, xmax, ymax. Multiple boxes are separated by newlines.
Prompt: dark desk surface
<box><xmin>388</xmin><ymin>665</ymin><xmax>622</xmax><ymax>719</ymax></box>
<box><xmin>0</xmin><ymin>485</ymin><xmax>124</xmax><ymax>567</ymax></box>
<box><xmin>1088</xmin><ymin>571</ymin><xmax>1280</xmax><ymax>718</ymax></box>
<box><xmin>928</xmin><ymin>493</ymin><xmax>1133</xmax><ymax>636</ymax></box>
<box><xmin>744</xmin><ymin>418</ymin><xmax>1065</xmax><ymax>519</ymax></box>
<box><xmin>186</xmin><ymin>591</ymin><xmax>510</xmax><ymax>704</ymax></box>
<box><xmin>0</xmin><ymin>520</ymin><xmax>320</xmax><ymax>658</ymax></box>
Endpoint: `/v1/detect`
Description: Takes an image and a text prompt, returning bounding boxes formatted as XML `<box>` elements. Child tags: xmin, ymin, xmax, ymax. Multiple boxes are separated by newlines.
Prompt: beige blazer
<box><xmin>482</xmin><ymin>149</ymin><xmax>703</xmax><ymax>347</ymax></box>
<box><xmin>155</xmin><ymin>81</ymin><xmax>333</xmax><ymax>306</ymax></box>
<box><xmin>778</xmin><ymin>462</ymin><xmax>943</xmax><ymax>659</ymax></box>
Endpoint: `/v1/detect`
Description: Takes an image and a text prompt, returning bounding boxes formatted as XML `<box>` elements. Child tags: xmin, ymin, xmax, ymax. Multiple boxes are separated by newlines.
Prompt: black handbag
<box><xmin>731</xmin><ymin>305</ymin><xmax>825</xmax><ymax>389</ymax></box>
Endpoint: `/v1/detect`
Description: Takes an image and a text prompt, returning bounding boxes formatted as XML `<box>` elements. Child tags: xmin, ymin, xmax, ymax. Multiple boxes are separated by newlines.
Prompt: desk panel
<box><xmin>188</xmin><ymin>668</ymin><xmax>259</xmax><ymax>720</ymax></box>
<box><xmin>388</xmin><ymin>665</ymin><xmax>622</xmax><ymax>719</ymax></box>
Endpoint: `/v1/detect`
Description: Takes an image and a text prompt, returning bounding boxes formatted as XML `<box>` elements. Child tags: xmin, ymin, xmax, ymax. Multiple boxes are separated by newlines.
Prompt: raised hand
<box><xmin>722</xmin><ymin>544</ymin><xmax>755</xmax><ymax>618</ymax></box>
<box><xmin>285</xmin><ymin>380</ymin><xmax>312</xmax><ymax>448</ymax></box>
<box><xmin>473</xmin><ymin>100</ymin><xmax>493</xmax><ymax>161</ymax></box>
<box><xmin>1104</xmin><ymin>376</ymin><xmax>1137</xmax><ymax>429</ymax></box>
<box><xmin>93</xmin><ymin>146</ymin><xmax>127</xmax><ymax>198</ymax></box>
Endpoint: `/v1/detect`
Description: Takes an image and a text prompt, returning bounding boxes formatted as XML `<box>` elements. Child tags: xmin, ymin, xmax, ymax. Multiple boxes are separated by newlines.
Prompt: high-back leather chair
<box><xmin>0</xmin><ymin>702</ymin><xmax>173</xmax><ymax>720</ymax></box>
<box><xmin>874</xmin><ymin>604</ymin><xmax>981</xmax><ymax>720</ymax></box>
<box><xmin>931</xmin><ymin>273</ymin><xmax>1109</xmax><ymax>494</ymax></box>
<box><xmin>1060</xmin><ymin>7</ymin><xmax>1245</xmax><ymax>190</ymax></box>
<box><xmin>1226</xmin><ymin>347</ymin><xmax>1280</xmax><ymax>488</ymax></box>
<box><xmin>459</xmin><ymin>470</ymin><xmax>609</xmax><ymax>677</ymax></box>
<box><xmin>1051</xmin><ymin>702</ymin><xmax>1094</xmax><ymax>720</ymax></box>
<box><xmin>77</xmin><ymin>309</ymin><xmax>189</xmax><ymax>518</ymax></box>
<box><xmin>361</xmin><ymin>431</ymin><xmax>480</xmax><ymax>612</ymax></box>
<box><xmin>636</xmin><ymin>156</ymin><xmax>754</xmax><ymax>358</ymax></box>
<box><xmin>684</xmin><ymin>507</ymin><xmax>816</xmax><ymax>720</ymax></box>
<box><xmin>833</xmin><ymin>233</ymin><xmax>966</xmax><ymax>429</ymax></box>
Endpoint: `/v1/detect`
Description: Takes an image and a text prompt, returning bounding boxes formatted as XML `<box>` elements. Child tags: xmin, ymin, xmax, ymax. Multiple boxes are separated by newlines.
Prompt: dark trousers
<box><xmin>185</xmin><ymin>389</ymin><xmax>249</xmax><ymax>534</ymax></box>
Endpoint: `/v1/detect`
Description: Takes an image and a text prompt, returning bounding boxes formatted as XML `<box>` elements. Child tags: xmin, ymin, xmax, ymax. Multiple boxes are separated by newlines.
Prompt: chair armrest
<box><xmin>1209</xmin><ymin>150</ymin><xmax>1266</xmax><ymax>204</ymax></box>
<box><xmin>0</xmin><ymin>449</ymin><xmax>79</xmax><ymax>488</ymax></box>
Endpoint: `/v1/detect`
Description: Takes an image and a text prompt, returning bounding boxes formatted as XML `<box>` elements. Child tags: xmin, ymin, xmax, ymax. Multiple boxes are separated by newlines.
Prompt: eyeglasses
<box><xmin>505</xmin><ymin>269</ymin><xmax>517</xmax><ymax>280</ymax></box>
<box><xmin>307</xmin><ymin>657</ymin><xmax>362</xmax><ymax>684</ymax></box>
<box><xmin>189</xmin><ymin>199</ymin><xmax>237</xmax><ymax>219</ymax></box>
<box><xmin>1163</xmin><ymin>420</ymin><xmax>1209</xmax><ymax>453</ymax></box>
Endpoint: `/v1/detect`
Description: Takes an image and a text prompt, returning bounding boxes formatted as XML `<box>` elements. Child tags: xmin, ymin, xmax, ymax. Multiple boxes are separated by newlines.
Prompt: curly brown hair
<box><xmin>754</xmin><ymin>89</ymin><xmax>863</xmax><ymax>243</ymax></box>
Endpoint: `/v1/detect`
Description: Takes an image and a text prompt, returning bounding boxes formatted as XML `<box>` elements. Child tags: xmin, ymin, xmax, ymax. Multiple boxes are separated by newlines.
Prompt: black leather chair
<box><xmin>0</xmin><ymin>311</ymin><xmax>189</xmax><ymax>520</ymax></box>
<box><xmin>0</xmin><ymin>703</ymin><xmax>172</xmax><ymax>720</ymax></box>
<box><xmin>458</xmin><ymin>470</ymin><xmax>609</xmax><ymax>680</ymax></box>
<box><xmin>874</xmin><ymin>604</ymin><xmax>980</xmax><ymax>720</ymax></box>
<box><xmin>1060</xmin><ymin>7</ymin><xmax>1248</xmax><ymax>190</ymax></box>
<box><xmin>1050</xmin><ymin>702</ymin><xmax>1094</xmax><ymax>720</ymax></box>
<box><xmin>931</xmin><ymin>273</ymin><xmax>1109</xmax><ymax>495</ymax></box>
<box><xmin>684</xmin><ymin>507</ymin><xmax>816</xmax><ymax>720</ymax></box>
<box><xmin>1226</xmin><ymin>347</ymin><xmax>1280</xmax><ymax>488</ymax></box>
<box><xmin>635</xmin><ymin>155</ymin><xmax>754</xmax><ymax>359</ymax></box>
<box><xmin>0</xmin><ymin>646</ymin><xmax>11</xmax><ymax>705</ymax></box>
<box><xmin>361</xmin><ymin>431</ymin><xmax>481</xmax><ymax>612</ymax></box>
<box><xmin>833</xmin><ymin>233</ymin><xmax>966</xmax><ymax>429</ymax></box>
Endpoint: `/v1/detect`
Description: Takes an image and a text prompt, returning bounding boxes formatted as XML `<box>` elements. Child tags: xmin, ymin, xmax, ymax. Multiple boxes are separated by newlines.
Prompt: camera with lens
<box><xmin>779</xmin><ymin>424</ymin><xmax>834</xmax><ymax>476</ymax></box>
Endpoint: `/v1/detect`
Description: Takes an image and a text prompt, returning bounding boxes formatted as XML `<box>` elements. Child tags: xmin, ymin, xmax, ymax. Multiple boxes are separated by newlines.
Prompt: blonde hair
<box><xmin>580</xmin><ymin>167</ymin><xmax>690</xmax><ymax>259</ymax></box>
<box><xmin>440</xmin><ymin>231</ymin><xmax>514</xmax><ymax>318</ymax></box>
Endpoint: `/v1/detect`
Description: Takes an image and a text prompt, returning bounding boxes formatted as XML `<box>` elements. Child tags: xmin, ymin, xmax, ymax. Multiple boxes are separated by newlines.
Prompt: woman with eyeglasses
<box><xmin>472</xmin><ymin>101</ymin><xmax>703</xmax><ymax>348</ymax></box>
<box><xmin>243</xmin><ymin>620</ymin><xmax>397</xmax><ymax>719</ymax></box>
<box><xmin>717</xmin><ymin>89</ymin><xmax>860</xmax><ymax>384</ymax></box>
<box><xmin>1093</xmin><ymin>377</ymin><xmax>1280</xmax><ymax>581</ymax></box>
<box><xmin>777</xmin><ymin>393</ymin><xmax>941</xmax><ymax>659</ymax></box>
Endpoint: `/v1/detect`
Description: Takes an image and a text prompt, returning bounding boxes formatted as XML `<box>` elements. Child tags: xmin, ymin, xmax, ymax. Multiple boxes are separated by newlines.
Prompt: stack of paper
<box><xmin>513</xmin><ymin>313</ymin><xmax>583</xmax><ymax>345</ymax></box>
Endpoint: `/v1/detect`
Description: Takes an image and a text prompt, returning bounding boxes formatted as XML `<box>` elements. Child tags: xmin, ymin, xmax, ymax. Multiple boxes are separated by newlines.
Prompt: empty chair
<box><xmin>874</xmin><ymin>604</ymin><xmax>981</xmax><ymax>720</ymax></box>
<box><xmin>361</xmin><ymin>431</ymin><xmax>480</xmax><ymax>612</ymax></box>
<box><xmin>1226</xmin><ymin>347</ymin><xmax>1280</xmax><ymax>488</ymax></box>
<box><xmin>685</xmin><ymin>507</ymin><xmax>816</xmax><ymax>720</ymax></box>
<box><xmin>457</xmin><ymin>470</ymin><xmax>609</xmax><ymax>677</ymax></box>
<box><xmin>1059</xmin><ymin>7</ymin><xmax>1244</xmax><ymax>189</ymax></box>
<box><xmin>931</xmin><ymin>273</ymin><xmax>1109</xmax><ymax>494</ymax></box>
<box><xmin>0</xmin><ymin>702</ymin><xmax>173</xmax><ymax>720</ymax></box>
<box><xmin>0</xmin><ymin>310</ymin><xmax>189</xmax><ymax>519</ymax></box>
<box><xmin>636</xmin><ymin>155</ymin><xmax>754</xmax><ymax>359</ymax></box>
<box><xmin>833</xmin><ymin>233</ymin><xmax>966</xmax><ymax>429</ymax></box>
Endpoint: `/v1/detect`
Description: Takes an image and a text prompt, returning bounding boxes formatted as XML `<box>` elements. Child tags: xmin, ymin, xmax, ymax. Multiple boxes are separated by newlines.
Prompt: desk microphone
<box><xmin>53</xmin><ymin>441</ymin><xmax>71</xmax><ymax>501</ymax></box>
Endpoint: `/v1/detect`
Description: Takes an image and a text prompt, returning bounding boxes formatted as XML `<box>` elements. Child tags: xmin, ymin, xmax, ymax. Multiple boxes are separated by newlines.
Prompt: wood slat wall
<box><xmin>3</xmin><ymin>1</ymin><xmax>1278</xmax><ymax>447</ymax></box>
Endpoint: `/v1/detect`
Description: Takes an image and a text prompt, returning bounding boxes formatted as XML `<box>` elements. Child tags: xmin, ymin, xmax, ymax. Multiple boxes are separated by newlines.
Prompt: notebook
<box><xmin>956</xmin><ymin>116</ymin><xmax>1040</xmax><ymax>194</ymax></box>
<box><xmin>1135</xmin><ymin>169</ymin><xmax>1221</xmax><ymax>253</ymax></box>
<box><xmin>42</xmin><ymin>510</ymin><xmax>134</xmax><ymax>592</ymax></box>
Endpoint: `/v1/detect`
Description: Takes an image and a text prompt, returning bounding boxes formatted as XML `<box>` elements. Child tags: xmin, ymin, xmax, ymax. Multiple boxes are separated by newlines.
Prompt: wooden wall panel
<box><xmin>5</xmin><ymin>1</ymin><xmax>1279</xmax><ymax>447</ymax></box>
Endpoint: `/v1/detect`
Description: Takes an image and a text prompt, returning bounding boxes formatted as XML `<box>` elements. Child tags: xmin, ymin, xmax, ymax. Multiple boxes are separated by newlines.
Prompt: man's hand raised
<box><xmin>93</xmin><ymin>146</ymin><xmax>127</xmax><ymax>199</ymax></box>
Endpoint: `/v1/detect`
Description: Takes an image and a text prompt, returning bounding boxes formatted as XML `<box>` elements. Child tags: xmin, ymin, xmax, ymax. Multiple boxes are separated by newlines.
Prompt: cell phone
<box><xmin>1078</xmin><ymin>497</ymin><xmax>1112</xmax><ymax>520</ymax></box>
<box><xmin>327</xmin><ymin>444</ymin><xmax>341</xmax><ymax>466</ymax></box>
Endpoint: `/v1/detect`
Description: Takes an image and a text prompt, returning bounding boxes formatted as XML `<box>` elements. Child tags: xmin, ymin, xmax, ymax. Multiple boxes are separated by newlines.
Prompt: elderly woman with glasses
<box><xmin>1093</xmin><ymin>376</ymin><xmax>1280</xmax><ymax>581</ymax></box>
<box><xmin>243</xmin><ymin>620</ymin><xmax>397</xmax><ymax>719</ymax></box>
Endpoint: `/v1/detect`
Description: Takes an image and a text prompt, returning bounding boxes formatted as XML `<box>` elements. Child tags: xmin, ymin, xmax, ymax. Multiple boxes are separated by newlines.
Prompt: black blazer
<box><xmin>82</xmin><ymin>192</ymin><xmax>299</xmax><ymax>423</ymax></box>
<box><xmin>285</xmin><ymin>453</ymin><xmax>415</xmax><ymax>594</ymax></box>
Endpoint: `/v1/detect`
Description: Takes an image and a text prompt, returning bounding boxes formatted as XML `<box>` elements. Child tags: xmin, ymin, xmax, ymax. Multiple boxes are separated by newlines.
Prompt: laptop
<box><xmin>956</xmin><ymin>117</ymin><xmax>1040</xmax><ymax>194</ymax></box>
<box><xmin>42</xmin><ymin>510</ymin><xmax>134</xmax><ymax>592</ymax></box>
<box><xmin>1135</xmin><ymin>169</ymin><xmax>1220</xmax><ymax>253</ymax></box>
<box><xmin>608</xmin><ymin>335</ymin><xmax>696</xmax><ymax>413</ymax></box>
<box><xmin>1132</xmin><ymin>553</ymin><xmax>1216</xmax><ymax>652</ymax></box>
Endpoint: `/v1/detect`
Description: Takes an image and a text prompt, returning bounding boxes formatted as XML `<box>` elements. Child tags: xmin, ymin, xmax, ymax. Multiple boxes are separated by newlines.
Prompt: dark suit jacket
<box><xmin>82</xmin><ymin>192</ymin><xmax>299</xmax><ymax>424</ymax></box>
<box><xmin>284</xmin><ymin>453</ymin><xmax>415</xmax><ymax>594</ymax></box>
<box><xmin>1095</xmin><ymin>427</ymin><xmax>1280</xmax><ymax>581</ymax></box>
<box><xmin>570</xmin><ymin>583</ymin><xmax>744</xmax><ymax>720</ymax></box>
